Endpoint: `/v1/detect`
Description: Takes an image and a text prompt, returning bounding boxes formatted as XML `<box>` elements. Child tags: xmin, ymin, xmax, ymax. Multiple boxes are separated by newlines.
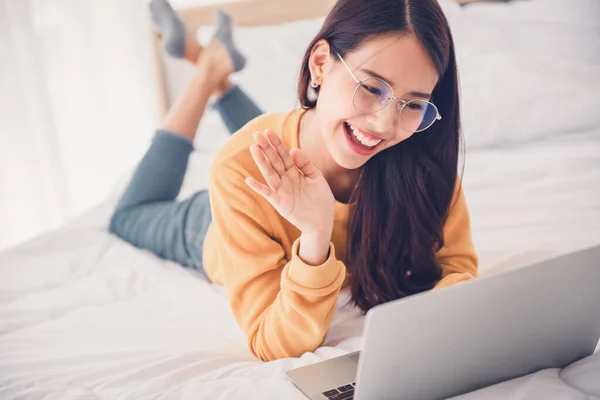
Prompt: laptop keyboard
<box><xmin>322</xmin><ymin>382</ymin><xmax>356</xmax><ymax>399</ymax></box>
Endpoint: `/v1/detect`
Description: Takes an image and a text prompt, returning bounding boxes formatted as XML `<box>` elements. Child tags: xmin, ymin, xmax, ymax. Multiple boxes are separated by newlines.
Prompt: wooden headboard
<box><xmin>151</xmin><ymin>0</ymin><xmax>336</xmax><ymax>115</ymax></box>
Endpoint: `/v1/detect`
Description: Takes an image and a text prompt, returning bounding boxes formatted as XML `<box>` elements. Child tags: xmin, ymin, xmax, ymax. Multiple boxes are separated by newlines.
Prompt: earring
<box><xmin>307</xmin><ymin>76</ymin><xmax>320</xmax><ymax>102</ymax></box>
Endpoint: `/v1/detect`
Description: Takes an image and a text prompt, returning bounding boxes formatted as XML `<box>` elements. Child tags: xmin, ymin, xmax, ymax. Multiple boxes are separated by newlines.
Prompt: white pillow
<box><xmin>184</xmin><ymin>3</ymin><xmax>600</xmax><ymax>150</ymax></box>
<box><xmin>446</xmin><ymin>0</ymin><xmax>600</xmax><ymax>148</ymax></box>
<box><xmin>458</xmin><ymin>52</ymin><xmax>600</xmax><ymax>149</ymax></box>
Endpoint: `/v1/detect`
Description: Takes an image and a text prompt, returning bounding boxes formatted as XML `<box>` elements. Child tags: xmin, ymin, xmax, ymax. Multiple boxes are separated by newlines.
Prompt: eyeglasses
<box><xmin>336</xmin><ymin>53</ymin><xmax>442</xmax><ymax>133</ymax></box>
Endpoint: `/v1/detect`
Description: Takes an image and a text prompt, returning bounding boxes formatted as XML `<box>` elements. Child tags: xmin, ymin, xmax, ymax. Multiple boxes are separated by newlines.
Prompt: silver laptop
<box><xmin>287</xmin><ymin>245</ymin><xmax>600</xmax><ymax>400</ymax></box>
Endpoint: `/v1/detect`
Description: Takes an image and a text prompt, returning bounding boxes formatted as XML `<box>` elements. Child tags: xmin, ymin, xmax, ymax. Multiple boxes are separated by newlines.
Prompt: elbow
<box><xmin>248</xmin><ymin>327</ymin><xmax>323</xmax><ymax>362</ymax></box>
<box><xmin>252</xmin><ymin>348</ymin><xmax>279</xmax><ymax>362</ymax></box>
<box><xmin>249</xmin><ymin>333</ymin><xmax>284</xmax><ymax>362</ymax></box>
<box><xmin>250</xmin><ymin>342</ymin><xmax>309</xmax><ymax>362</ymax></box>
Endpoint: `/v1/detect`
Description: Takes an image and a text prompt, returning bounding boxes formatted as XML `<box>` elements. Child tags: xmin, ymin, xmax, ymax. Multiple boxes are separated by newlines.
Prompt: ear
<box><xmin>308</xmin><ymin>39</ymin><xmax>332</xmax><ymax>86</ymax></box>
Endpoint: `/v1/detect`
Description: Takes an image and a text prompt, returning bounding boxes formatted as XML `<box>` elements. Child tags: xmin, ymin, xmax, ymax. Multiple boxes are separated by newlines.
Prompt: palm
<box><xmin>247</xmin><ymin>130</ymin><xmax>334</xmax><ymax>234</ymax></box>
<box><xmin>274</xmin><ymin>167</ymin><xmax>333</xmax><ymax>231</ymax></box>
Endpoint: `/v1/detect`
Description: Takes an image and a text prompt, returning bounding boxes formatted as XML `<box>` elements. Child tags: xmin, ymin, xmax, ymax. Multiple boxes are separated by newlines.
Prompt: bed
<box><xmin>1</xmin><ymin>0</ymin><xmax>600</xmax><ymax>399</ymax></box>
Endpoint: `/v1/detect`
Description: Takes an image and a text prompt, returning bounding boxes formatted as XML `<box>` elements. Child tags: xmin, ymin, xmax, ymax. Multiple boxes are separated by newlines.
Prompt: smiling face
<box><xmin>310</xmin><ymin>34</ymin><xmax>439</xmax><ymax>170</ymax></box>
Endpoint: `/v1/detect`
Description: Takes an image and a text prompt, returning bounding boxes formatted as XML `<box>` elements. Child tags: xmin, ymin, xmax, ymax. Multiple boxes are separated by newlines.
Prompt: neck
<box><xmin>299</xmin><ymin>109</ymin><xmax>361</xmax><ymax>203</ymax></box>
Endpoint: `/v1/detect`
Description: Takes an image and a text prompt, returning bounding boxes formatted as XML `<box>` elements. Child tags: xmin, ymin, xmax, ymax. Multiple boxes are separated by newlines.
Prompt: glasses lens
<box><xmin>353</xmin><ymin>78</ymin><xmax>393</xmax><ymax>113</ymax></box>
<box><xmin>399</xmin><ymin>100</ymin><xmax>438</xmax><ymax>132</ymax></box>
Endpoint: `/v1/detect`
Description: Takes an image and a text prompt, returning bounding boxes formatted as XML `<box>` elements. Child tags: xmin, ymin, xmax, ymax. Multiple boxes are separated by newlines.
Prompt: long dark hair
<box><xmin>297</xmin><ymin>0</ymin><xmax>461</xmax><ymax>311</ymax></box>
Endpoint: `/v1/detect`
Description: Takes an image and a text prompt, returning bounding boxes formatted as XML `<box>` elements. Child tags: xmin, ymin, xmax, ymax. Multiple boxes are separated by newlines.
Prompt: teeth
<box><xmin>348</xmin><ymin>124</ymin><xmax>382</xmax><ymax>148</ymax></box>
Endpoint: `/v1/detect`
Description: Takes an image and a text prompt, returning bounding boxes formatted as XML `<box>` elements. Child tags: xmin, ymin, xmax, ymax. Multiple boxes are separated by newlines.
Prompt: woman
<box><xmin>111</xmin><ymin>0</ymin><xmax>478</xmax><ymax>362</ymax></box>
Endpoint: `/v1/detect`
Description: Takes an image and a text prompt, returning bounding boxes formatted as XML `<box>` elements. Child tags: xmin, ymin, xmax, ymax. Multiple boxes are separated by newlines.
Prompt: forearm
<box><xmin>249</xmin><ymin>276</ymin><xmax>344</xmax><ymax>361</ymax></box>
<box><xmin>162</xmin><ymin>69</ymin><xmax>219</xmax><ymax>141</ymax></box>
<box><xmin>239</xmin><ymin>238</ymin><xmax>347</xmax><ymax>361</ymax></box>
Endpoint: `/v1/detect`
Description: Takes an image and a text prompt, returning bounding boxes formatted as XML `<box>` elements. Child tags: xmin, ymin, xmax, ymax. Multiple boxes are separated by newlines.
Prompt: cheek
<box><xmin>315</xmin><ymin>89</ymin><xmax>359</xmax><ymax>151</ymax></box>
<box><xmin>315</xmin><ymin>78</ymin><xmax>357</xmax><ymax>123</ymax></box>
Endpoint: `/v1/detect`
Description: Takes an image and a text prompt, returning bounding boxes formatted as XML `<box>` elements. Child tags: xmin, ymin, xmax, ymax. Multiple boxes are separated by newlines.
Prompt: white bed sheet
<box><xmin>1</xmin><ymin>128</ymin><xmax>599</xmax><ymax>400</ymax></box>
<box><xmin>2</xmin><ymin>0</ymin><xmax>600</xmax><ymax>398</ymax></box>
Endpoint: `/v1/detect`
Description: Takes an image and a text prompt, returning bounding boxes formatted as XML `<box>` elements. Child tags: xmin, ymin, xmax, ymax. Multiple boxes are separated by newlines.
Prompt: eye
<box><xmin>360</xmin><ymin>83</ymin><xmax>382</xmax><ymax>97</ymax></box>
<box><xmin>406</xmin><ymin>102</ymin><xmax>424</xmax><ymax>111</ymax></box>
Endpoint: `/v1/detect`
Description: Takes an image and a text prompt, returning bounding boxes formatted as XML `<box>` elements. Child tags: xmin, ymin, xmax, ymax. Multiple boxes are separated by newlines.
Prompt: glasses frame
<box><xmin>336</xmin><ymin>53</ymin><xmax>442</xmax><ymax>133</ymax></box>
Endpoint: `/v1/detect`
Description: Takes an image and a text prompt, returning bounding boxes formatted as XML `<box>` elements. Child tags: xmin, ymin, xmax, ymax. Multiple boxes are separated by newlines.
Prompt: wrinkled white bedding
<box><xmin>1</xmin><ymin>129</ymin><xmax>599</xmax><ymax>399</ymax></box>
<box><xmin>1</xmin><ymin>0</ymin><xmax>600</xmax><ymax>398</ymax></box>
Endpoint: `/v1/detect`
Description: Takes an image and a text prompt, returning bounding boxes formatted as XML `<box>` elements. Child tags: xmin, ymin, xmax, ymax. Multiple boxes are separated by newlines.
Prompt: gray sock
<box><xmin>149</xmin><ymin>0</ymin><xmax>186</xmax><ymax>58</ymax></box>
<box><xmin>212</xmin><ymin>9</ymin><xmax>246</xmax><ymax>72</ymax></box>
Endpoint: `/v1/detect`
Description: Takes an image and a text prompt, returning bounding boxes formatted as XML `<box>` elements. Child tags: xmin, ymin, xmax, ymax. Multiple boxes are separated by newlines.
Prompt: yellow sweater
<box><xmin>203</xmin><ymin>109</ymin><xmax>478</xmax><ymax>361</ymax></box>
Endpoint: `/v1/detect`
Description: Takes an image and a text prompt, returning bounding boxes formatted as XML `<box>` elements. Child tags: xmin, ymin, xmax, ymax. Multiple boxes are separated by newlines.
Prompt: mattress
<box><xmin>1</xmin><ymin>0</ymin><xmax>600</xmax><ymax>398</ymax></box>
<box><xmin>1</xmin><ymin>128</ymin><xmax>599</xmax><ymax>399</ymax></box>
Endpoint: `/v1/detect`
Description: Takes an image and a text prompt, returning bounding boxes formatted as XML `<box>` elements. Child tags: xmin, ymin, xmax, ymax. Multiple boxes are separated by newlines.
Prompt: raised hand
<box><xmin>245</xmin><ymin>130</ymin><xmax>335</xmax><ymax>240</ymax></box>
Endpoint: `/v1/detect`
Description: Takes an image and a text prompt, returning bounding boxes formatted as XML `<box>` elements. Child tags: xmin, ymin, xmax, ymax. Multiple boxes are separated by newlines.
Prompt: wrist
<box><xmin>302</xmin><ymin>227</ymin><xmax>333</xmax><ymax>242</ymax></box>
<box><xmin>298</xmin><ymin>229</ymin><xmax>332</xmax><ymax>266</ymax></box>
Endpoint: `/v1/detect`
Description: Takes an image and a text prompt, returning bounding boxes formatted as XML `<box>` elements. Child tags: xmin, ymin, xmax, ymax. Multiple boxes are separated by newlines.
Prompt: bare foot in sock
<box><xmin>149</xmin><ymin>0</ymin><xmax>202</xmax><ymax>61</ymax></box>
<box><xmin>211</xmin><ymin>9</ymin><xmax>246</xmax><ymax>72</ymax></box>
<box><xmin>195</xmin><ymin>39</ymin><xmax>236</xmax><ymax>85</ymax></box>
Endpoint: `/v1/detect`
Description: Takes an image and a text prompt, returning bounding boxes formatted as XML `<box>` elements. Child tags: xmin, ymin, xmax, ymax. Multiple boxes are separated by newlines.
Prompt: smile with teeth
<box><xmin>346</xmin><ymin>123</ymin><xmax>382</xmax><ymax>148</ymax></box>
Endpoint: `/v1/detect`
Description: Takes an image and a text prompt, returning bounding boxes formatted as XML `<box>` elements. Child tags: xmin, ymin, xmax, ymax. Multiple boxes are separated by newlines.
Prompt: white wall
<box><xmin>0</xmin><ymin>0</ymin><xmax>161</xmax><ymax>250</ymax></box>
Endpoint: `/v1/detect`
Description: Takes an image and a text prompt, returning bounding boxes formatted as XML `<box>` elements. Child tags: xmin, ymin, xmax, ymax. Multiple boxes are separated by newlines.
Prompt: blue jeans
<box><xmin>109</xmin><ymin>85</ymin><xmax>262</xmax><ymax>278</ymax></box>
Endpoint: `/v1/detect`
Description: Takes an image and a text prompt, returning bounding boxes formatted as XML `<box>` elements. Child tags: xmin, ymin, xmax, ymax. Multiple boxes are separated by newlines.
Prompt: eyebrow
<box><xmin>359</xmin><ymin>67</ymin><xmax>432</xmax><ymax>99</ymax></box>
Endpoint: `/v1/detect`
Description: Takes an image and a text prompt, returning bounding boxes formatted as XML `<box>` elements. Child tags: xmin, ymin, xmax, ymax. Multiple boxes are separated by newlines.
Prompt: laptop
<box><xmin>287</xmin><ymin>245</ymin><xmax>600</xmax><ymax>400</ymax></box>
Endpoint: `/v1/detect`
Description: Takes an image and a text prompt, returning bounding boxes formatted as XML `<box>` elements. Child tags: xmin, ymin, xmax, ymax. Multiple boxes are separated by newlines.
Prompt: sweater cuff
<box><xmin>283</xmin><ymin>238</ymin><xmax>346</xmax><ymax>294</ymax></box>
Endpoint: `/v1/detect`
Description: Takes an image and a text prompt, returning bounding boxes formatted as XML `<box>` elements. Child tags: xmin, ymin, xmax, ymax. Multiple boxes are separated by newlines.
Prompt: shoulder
<box><xmin>210</xmin><ymin>109</ymin><xmax>300</xmax><ymax>179</ymax></box>
<box><xmin>443</xmin><ymin>174</ymin><xmax>472</xmax><ymax>231</ymax></box>
<box><xmin>450</xmin><ymin>175</ymin><xmax>467</xmax><ymax>208</ymax></box>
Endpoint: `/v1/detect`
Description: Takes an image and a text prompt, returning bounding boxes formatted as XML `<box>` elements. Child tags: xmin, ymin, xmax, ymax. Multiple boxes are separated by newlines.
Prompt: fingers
<box><xmin>265</xmin><ymin>129</ymin><xmax>295</xmax><ymax>171</ymax></box>
<box><xmin>253</xmin><ymin>131</ymin><xmax>286</xmax><ymax>176</ymax></box>
<box><xmin>291</xmin><ymin>147</ymin><xmax>322</xmax><ymax>179</ymax></box>
<box><xmin>249</xmin><ymin>143</ymin><xmax>282</xmax><ymax>191</ymax></box>
<box><xmin>245</xmin><ymin>177</ymin><xmax>279</xmax><ymax>207</ymax></box>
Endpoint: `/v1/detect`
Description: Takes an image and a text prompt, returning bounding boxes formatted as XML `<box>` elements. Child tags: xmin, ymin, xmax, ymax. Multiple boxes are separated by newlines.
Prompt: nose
<box><xmin>366</xmin><ymin>102</ymin><xmax>398</xmax><ymax>137</ymax></box>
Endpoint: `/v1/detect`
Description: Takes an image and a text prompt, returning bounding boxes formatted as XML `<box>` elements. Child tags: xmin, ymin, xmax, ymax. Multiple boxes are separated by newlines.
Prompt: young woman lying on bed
<box><xmin>110</xmin><ymin>0</ymin><xmax>478</xmax><ymax>361</ymax></box>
